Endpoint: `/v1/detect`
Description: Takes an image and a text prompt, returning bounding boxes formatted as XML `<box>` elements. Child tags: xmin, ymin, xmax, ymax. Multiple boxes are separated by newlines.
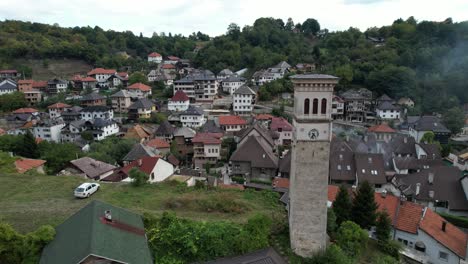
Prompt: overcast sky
<box><xmin>1</xmin><ymin>0</ymin><xmax>467</xmax><ymax>37</ymax></box>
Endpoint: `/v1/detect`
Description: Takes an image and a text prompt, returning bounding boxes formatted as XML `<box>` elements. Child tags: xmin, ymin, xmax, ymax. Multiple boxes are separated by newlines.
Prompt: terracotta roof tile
<box><xmin>374</xmin><ymin>193</ymin><xmax>399</xmax><ymax>223</ymax></box>
<box><xmin>87</xmin><ymin>68</ymin><xmax>116</xmax><ymax>75</ymax></box>
<box><xmin>122</xmin><ymin>156</ymin><xmax>161</xmax><ymax>175</ymax></box>
<box><xmin>18</xmin><ymin>79</ymin><xmax>33</xmax><ymax>84</ymax></box>
<box><xmin>0</xmin><ymin>69</ymin><xmax>17</xmax><ymax>74</ymax></box>
<box><xmin>272</xmin><ymin>178</ymin><xmax>289</xmax><ymax>189</ymax></box>
<box><xmin>328</xmin><ymin>185</ymin><xmax>339</xmax><ymax>202</ymax></box>
<box><xmin>219</xmin><ymin>115</ymin><xmax>247</xmax><ymax>126</ymax></box>
<box><xmin>13</xmin><ymin>108</ymin><xmax>38</xmax><ymax>114</ymax></box>
<box><xmin>81</xmin><ymin>76</ymin><xmax>97</xmax><ymax>82</ymax></box>
<box><xmin>148</xmin><ymin>52</ymin><xmax>162</xmax><ymax>57</ymax></box>
<box><xmin>15</xmin><ymin>158</ymin><xmax>46</xmax><ymax>173</ymax></box>
<box><xmin>368</xmin><ymin>124</ymin><xmax>396</xmax><ymax>133</ymax></box>
<box><xmin>128</xmin><ymin>82</ymin><xmax>151</xmax><ymax>92</ymax></box>
<box><xmin>192</xmin><ymin>133</ymin><xmax>222</xmax><ymax>144</ymax></box>
<box><xmin>146</xmin><ymin>138</ymin><xmax>170</xmax><ymax>149</ymax></box>
<box><xmin>255</xmin><ymin>114</ymin><xmax>274</xmax><ymax>120</ymax></box>
<box><xmin>32</xmin><ymin>81</ymin><xmax>47</xmax><ymax>88</ymax></box>
<box><xmin>47</xmin><ymin>102</ymin><xmax>71</xmax><ymax>109</ymax></box>
<box><xmin>167</xmin><ymin>56</ymin><xmax>180</xmax><ymax>61</ymax></box>
<box><xmin>170</xmin><ymin>90</ymin><xmax>189</xmax><ymax>102</ymax></box>
<box><xmin>162</xmin><ymin>64</ymin><xmax>176</xmax><ymax>69</ymax></box>
<box><xmin>395</xmin><ymin>201</ymin><xmax>424</xmax><ymax>234</ymax></box>
<box><xmin>420</xmin><ymin>208</ymin><xmax>467</xmax><ymax>258</ymax></box>
<box><xmin>270</xmin><ymin>117</ymin><xmax>293</xmax><ymax>132</ymax></box>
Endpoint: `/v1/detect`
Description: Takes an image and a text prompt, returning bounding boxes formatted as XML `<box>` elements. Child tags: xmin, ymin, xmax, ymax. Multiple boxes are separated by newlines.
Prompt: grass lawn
<box><xmin>0</xmin><ymin>173</ymin><xmax>285</xmax><ymax>233</ymax></box>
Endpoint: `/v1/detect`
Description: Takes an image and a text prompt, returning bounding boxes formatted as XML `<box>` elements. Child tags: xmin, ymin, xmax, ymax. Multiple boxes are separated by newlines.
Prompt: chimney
<box><xmin>442</xmin><ymin>221</ymin><xmax>447</xmax><ymax>232</ymax></box>
<box><xmin>416</xmin><ymin>183</ymin><xmax>421</xmax><ymax>196</ymax></box>
<box><xmin>138</xmin><ymin>159</ymin><xmax>143</xmax><ymax>166</ymax></box>
<box><xmin>428</xmin><ymin>172</ymin><xmax>434</xmax><ymax>184</ymax></box>
<box><xmin>364</xmin><ymin>135</ymin><xmax>368</xmax><ymax>142</ymax></box>
<box><xmin>404</xmin><ymin>137</ymin><xmax>408</xmax><ymax>143</ymax></box>
<box><xmin>104</xmin><ymin>210</ymin><xmax>112</xmax><ymax>221</ymax></box>
<box><xmin>381</xmin><ymin>190</ymin><xmax>387</xmax><ymax>198</ymax></box>
<box><xmin>428</xmin><ymin>190</ymin><xmax>435</xmax><ymax>199</ymax></box>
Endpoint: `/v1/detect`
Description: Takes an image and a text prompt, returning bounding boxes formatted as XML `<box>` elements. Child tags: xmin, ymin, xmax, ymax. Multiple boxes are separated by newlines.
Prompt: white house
<box><xmin>33</xmin><ymin>119</ymin><xmax>66</xmax><ymax>142</ymax></box>
<box><xmin>218</xmin><ymin>115</ymin><xmax>247</xmax><ymax>132</ymax></box>
<box><xmin>148</xmin><ymin>52</ymin><xmax>163</xmax><ymax>63</ymax></box>
<box><xmin>180</xmin><ymin>105</ymin><xmax>206</xmax><ymax>128</ymax></box>
<box><xmin>232</xmin><ymin>85</ymin><xmax>256</xmax><ymax>115</ymax></box>
<box><xmin>376</xmin><ymin>101</ymin><xmax>401</xmax><ymax>120</ymax></box>
<box><xmin>168</xmin><ymin>90</ymin><xmax>190</xmax><ymax>112</ymax></box>
<box><xmin>221</xmin><ymin>76</ymin><xmax>246</xmax><ymax>94</ymax></box>
<box><xmin>252</xmin><ymin>61</ymin><xmax>291</xmax><ymax>86</ymax></box>
<box><xmin>61</xmin><ymin>120</ymin><xmax>86</xmax><ymax>142</ymax></box>
<box><xmin>127</xmin><ymin>82</ymin><xmax>152</xmax><ymax>99</ymax></box>
<box><xmin>47</xmin><ymin>102</ymin><xmax>71</xmax><ymax>119</ymax></box>
<box><xmin>87</xmin><ymin>68</ymin><xmax>116</xmax><ymax>83</ymax></box>
<box><xmin>80</xmin><ymin>106</ymin><xmax>114</xmax><ymax>121</ymax></box>
<box><xmin>122</xmin><ymin>156</ymin><xmax>174</xmax><ymax>183</ymax></box>
<box><xmin>0</xmin><ymin>79</ymin><xmax>17</xmax><ymax>95</ymax></box>
<box><xmin>83</xmin><ymin>119</ymin><xmax>119</xmax><ymax>141</ymax></box>
<box><xmin>47</xmin><ymin>79</ymin><xmax>68</xmax><ymax>94</ymax></box>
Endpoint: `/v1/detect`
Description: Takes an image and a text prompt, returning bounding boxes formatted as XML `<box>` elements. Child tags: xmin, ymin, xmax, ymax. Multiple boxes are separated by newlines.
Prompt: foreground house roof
<box><xmin>368</xmin><ymin>124</ymin><xmax>396</xmax><ymax>133</ymax></box>
<box><xmin>219</xmin><ymin>115</ymin><xmax>247</xmax><ymax>126</ymax></box>
<box><xmin>121</xmin><ymin>156</ymin><xmax>161</xmax><ymax>175</ymax></box>
<box><xmin>270</xmin><ymin>117</ymin><xmax>293</xmax><ymax>132</ymax></box>
<box><xmin>40</xmin><ymin>200</ymin><xmax>153</xmax><ymax>264</ymax></box>
<box><xmin>70</xmin><ymin>157</ymin><xmax>117</xmax><ymax>179</ymax></box>
<box><xmin>15</xmin><ymin>158</ymin><xmax>46</xmax><ymax>173</ymax></box>
<box><xmin>230</xmin><ymin>136</ymin><xmax>278</xmax><ymax>169</ymax></box>
<box><xmin>123</xmin><ymin>143</ymin><xmax>159</xmax><ymax>162</ymax></box>
<box><xmin>192</xmin><ymin>132</ymin><xmax>222</xmax><ymax>144</ymax></box>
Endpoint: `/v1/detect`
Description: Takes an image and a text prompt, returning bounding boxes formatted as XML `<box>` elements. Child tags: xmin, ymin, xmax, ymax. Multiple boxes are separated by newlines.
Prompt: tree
<box><xmin>335</xmin><ymin>64</ymin><xmax>353</xmax><ymax>87</ymax></box>
<box><xmin>129</xmin><ymin>167</ymin><xmax>148</xmax><ymax>186</ymax></box>
<box><xmin>335</xmin><ymin>221</ymin><xmax>368</xmax><ymax>258</ymax></box>
<box><xmin>302</xmin><ymin>18</ymin><xmax>320</xmax><ymax>35</ymax></box>
<box><xmin>0</xmin><ymin>92</ymin><xmax>27</xmax><ymax>112</ymax></box>
<box><xmin>327</xmin><ymin>209</ymin><xmax>338</xmax><ymax>237</ymax></box>
<box><xmin>420</xmin><ymin>131</ymin><xmax>435</xmax><ymax>143</ymax></box>
<box><xmin>39</xmin><ymin>141</ymin><xmax>80</xmax><ymax>174</ymax></box>
<box><xmin>351</xmin><ymin>181</ymin><xmax>378</xmax><ymax>229</ymax></box>
<box><xmin>80</xmin><ymin>131</ymin><xmax>94</xmax><ymax>141</ymax></box>
<box><xmin>128</xmin><ymin>72</ymin><xmax>148</xmax><ymax>85</ymax></box>
<box><xmin>285</xmin><ymin>18</ymin><xmax>295</xmax><ymax>31</ymax></box>
<box><xmin>442</xmin><ymin>106</ymin><xmax>465</xmax><ymax>134</ymax></box>
<box><xmin>333</xmin><ymin>185</ymin><xmax>352</xmax><ymax>226</ymax></box>
<box><xmin>17</xmin><ymin>130</ymin><xmax>39</xmax><ymax>158</ymax></box>
<box><xmin>375</xmin><ymin>211</ymin><xmax>392</xmax><ymax>242</ymax></box>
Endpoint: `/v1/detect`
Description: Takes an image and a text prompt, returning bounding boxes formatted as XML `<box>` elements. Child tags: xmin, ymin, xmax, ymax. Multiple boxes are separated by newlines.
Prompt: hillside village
<box><xmin>1</xmin><ymin>46</ymin><xmax>468</xmax><ymax>263</ymax></box>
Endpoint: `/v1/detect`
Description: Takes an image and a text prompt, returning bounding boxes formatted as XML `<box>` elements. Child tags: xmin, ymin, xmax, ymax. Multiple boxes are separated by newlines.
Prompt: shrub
<box><xmin>335</xmin><ymin>221</ymin><xmax>368</xmax><ymax>258</ymax></box>
<box><xmin>129</xmin><ymin>168</ymin><xmax>149</xmax><ymax>187</ymax></box>
<box><xmin>231</xmin><ymin>176</ymin><xmax>244</xmax><ymax>184</ymax></box>
<box><xmin>304</xmin><ymin>245</ymin><xmax>353</xmax><ymax>264</ymax></box>
<box><xmin>379</xmin><ymin>240</ymin><xmax>402</xmax><ymax>260</ymax></box>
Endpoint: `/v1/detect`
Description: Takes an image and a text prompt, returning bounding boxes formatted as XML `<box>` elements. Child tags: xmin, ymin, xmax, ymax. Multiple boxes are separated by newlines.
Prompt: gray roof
<box><xmin>86</xmin><ymin>118</ymin><xmax>115</xmax><ymax>128</ymax></box>
<box><xmin>279</xmin><ymin>151</ymin><xmax>291</xmax><ymax>174</ymax></box>
<box><xmin>201</xmin><ymin>120</ymin><xmax>223</xmax><ymax>133</ymax></box>
<box><xmin>233</xmin><ymin>85</ymin><xmax>255</xmax><ymax>95</ymax></box>
<box><xmin>411</xmin><ymin>116</ymin><xmax>450</xmax><ymax>133</ymax></box>
<box><xmin>340</xmin><ymin>88</ymin><xmax>373</xmax><ymax>100</ymax></box>
<box><xmin>377</xmin><ymin>94</ymin><xmax>393</xmax><ymax>102</ymax></box>
<box><xmin>218</xmin><ymin>69</ymin><xmax>234</xmax><ymax>76</ymax></box>
<box><xmin>354</xmin><ymin>153</ymin><xmax>387</xmax><ymax>185</ymax></box>
<box><xmin>122</xmin><ymin>143</ymin><xmax>159</xmax><ymax>162</ymax></box>
<box><xmin>128</xmin><ymin>98</ymin><xmax>154</xmax><ymax>110</ymax></box>
<box><xmin>39</xmin><ymin>200</ymin><xmax>153</xmax><ymax>264</ymax></box>
<box><xmin>80</xmin><ymin>93</ymin><xmax>105</xmax><ymax>101</ymax></box>
<box><xmin>0</xmin><ymin>81</ymin><xmax>17</xmax><ymax>91</ymax></box>
<box><xmin>230</xmin><ymin>135</ymin><xmax>278</xmax><ymax>169</ymax></box>
<box><xmin>290</xmin><ymin>74</ymin><xmax>339</xmax><ymax>80</ymax></box>
<box><xmin>155</xmin><ymin>120</ymin><xmax>175</xmax><ymax>136</ymax></box>
<box><xmin>417</xmin><ymin>143</ymin><xmax>441</xmax><ymax>160</ymax></box>
<box><xmin>70</xmin><ymin>157</ymin><xmax>117</xmax><ymax>179</ymax></box>
<box><xmin>272</xmin><ymin>61</ymin><xmax>291</xmax><ymax>69</ymax></box>
<box><xmin>206</xmin><ymin>247</ymin><xmax>287</xmax><ymax>264</ymax></box>
<box><xmin>61</xmin><ymin>106</ymin><xmax>83</xmax><ymax>115</ymax></box>
<box><xmin>238</xmin><ymin>122</ymin><xmax>275</xmax><ymax>149</ymax></box>
<box><xmin>173</xmin><ymin>126</ymin><xmax>196</xmax><ymax>138</ymax></box>
<box><xmin>69</xmin><ymin>119</ymin><xmax>86</xmax><ymax>129</ymax></box>
<box><xmin>222</xmin><ymin>75</ymin><xmax>245</xmax><ymax>83</ymax></box>
<box><xmin>395</xmin><ymin>166</ymin><xmax>468</xmax><ymax>211</ymax></box>
<box><xmin>110</xmin><ymin>90</ymin><xmax>131</xmax><ymax>98</ymax></box>
<box><xmin>330</xmin><ymin>138</ymin><xmax>356</xmax><ymax>182</ymax></box>
<box><xmin>377</xmin><ymin>101</ymin><xmax>400</xmax><ymax>111</ymax></box>
<box><xmin>181</xmin><ymin>105</ymin><xmax>204</xmax><ymax>116</ymax></box>
<box><xmin>390</xmin><ymin>135</ymin><xmax>416</xmax><ymax>156</ymax></box>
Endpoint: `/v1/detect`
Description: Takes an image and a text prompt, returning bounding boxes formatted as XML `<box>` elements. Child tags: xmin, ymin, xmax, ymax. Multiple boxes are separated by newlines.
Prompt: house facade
<box><xmin>128</xmin><ymin>98</ymin><xmax>156</xmax><ymax>120</ymax></box>
<box><xmin>127</xmin><ymin>83</ymin><xmax>152</xmax><ymax>99</ymax></box>
<box><xmin>48</xmin><ymin>102</ymin><xmax>71</xmax><ymax>119</ymax></box>
<box><xmin>80</xmin><ymin>106</ymin><xmax>114</xmax><ymax>121</ymax></box>
<box><xmin>180</xmin><ymin>106</ymin><xmax>205</xmax><ymax>128</ymax></box>
<box><xmin>192</xmin><ymin>133</ymin><xmax>222</xmax><ymax>168</ymax></box>
<box><xmin>110</xmin><ymin>90</ymin><xmax>132</xmax><ymax>113</ymax></box>
<box><xmin>218</xmin><ymin>115</ymin><xmax>247</xmax><ymax>132</ymax></box>
<box><xmin>221</xmin><ymin>76</ymin><xmax>246</xmax><ymax>94</ymax></box>
<box><xmin>340</xmin><ymin>88</ymin><xmax>374</xmax><ymax>123</ymax></box>
<box><xmin>33</xmin><ymin>119</ymin><xmax>66</xmax><ymax>142</ymax></box>
<box><xmin>233</xmin><ymin>85</ymin><xmax>255</xmax><ymax>115</ymax></box>
<box><xmin>168</xmin><ymin>90</ymin><xmax>190</xmax><ymax>112</ymax></box>
<box><xmin>148</xmin><ymin>52</ymin><xmax>163</xmax><ymax>63</ymax></box>
<box><xmin>0</xmin><ymin>79</ymin><xmax>17</xmax><ymax>95</ymax></box>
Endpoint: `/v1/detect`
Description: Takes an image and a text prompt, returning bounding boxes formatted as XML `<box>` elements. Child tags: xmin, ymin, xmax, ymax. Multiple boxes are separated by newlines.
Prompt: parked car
<box><xmin>74</xmin><ymin>183</ymin><xmax>100</xmax><ymax>198</ymax></box>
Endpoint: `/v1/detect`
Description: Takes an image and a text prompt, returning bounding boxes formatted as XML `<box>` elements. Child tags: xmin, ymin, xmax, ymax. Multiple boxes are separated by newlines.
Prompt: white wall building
<box><xmin>168</xmin><ymin>90</ymin><xmax>190</xmax><ymax>112</ymax></box>
<box><xmin>222</xmin><ymin>76</ymin><xmax>246</xmax><ymax>94</ymax></box>
<box><xmin>233</xmin><ymin>85</ymin><xmax>256</xmax><ymax>115</ymax></box>
<box><xmin>148</xmin><ymin>52</ymin><xmax>163</xmax><ymax>63</ymax></box>
<box><xmin>376</xmin><ymin>101</ymin><xmax>401</xmax><ymax>120</ymax></box>
<box><xmin>180</xmin><ymin>106</ymin><xmax>206</xmax><ymax>128</ymax></box>
<box><xmin>0</xmin><ymin>79</ymin><xmax>17</xmax><ymax>95</ymax></box>
<box><xmin>80</xmin><ymin>106</ymin><xmax>114</xmax><ymax>121</ymax></box>
<box><xmin>33</xmin><ymin>120</ymin><xmax>66</xmax><ymax>142</ymax></box>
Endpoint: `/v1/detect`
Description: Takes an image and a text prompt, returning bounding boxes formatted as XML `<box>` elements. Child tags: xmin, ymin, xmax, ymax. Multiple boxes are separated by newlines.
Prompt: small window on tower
<box><xmin>321</xmin><ymin>98</ymin><xmax>327</xmax><ymax>114</ymax></box>
<box><xmin>304</xmin><ymin>99</ymin><xmax>310</xmax><ymax>114</ymax></box>
<box><xmin>312</xmin><ymin>99</ymin><xmax>318</xmax><ymax>114</ymax></box>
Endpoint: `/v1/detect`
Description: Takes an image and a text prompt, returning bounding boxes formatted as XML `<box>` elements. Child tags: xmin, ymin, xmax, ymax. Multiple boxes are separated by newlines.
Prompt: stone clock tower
<box><xmin>289</xmin><ymin>74</ymin><xmax>339</xmax><ymax>257</ymax></box>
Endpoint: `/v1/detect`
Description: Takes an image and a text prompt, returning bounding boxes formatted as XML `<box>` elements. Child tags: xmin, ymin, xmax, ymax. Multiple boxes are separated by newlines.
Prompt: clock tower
<box><xmin>289</xmin><ymin>74</ymin><xmax>339</xmax><ymax>257</ymax></box>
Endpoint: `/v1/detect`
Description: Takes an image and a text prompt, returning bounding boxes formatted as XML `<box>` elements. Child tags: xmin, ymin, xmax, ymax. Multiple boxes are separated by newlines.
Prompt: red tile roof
<box><xmin>128</xmin><ymin>82</ymin><xmax>151</xmax><ymax>92</ymax></box>
<box><xmin>170</xmin><ymin>90</ymin><xmax>189</xmax><ymax>102</ymax></box>
<box><xmin>148</xmin><ymin>52</ymin><xmax>162</xmax><ymax>57</ymax></box>
<box><xmin>328</xmin><ymin>185</ymin><xmax>339</xmax><ymax>202</ymax></box>
<box><xmin>374</xmin><ymin>193</ymin><xmax>399</xmax><ymax>223</ymax></box>
<box><xmin>146</xmin><ymin>138</ymin><xmax>170</xmax><ymax>149</ymax></box>
<box><xmin>272</xmin><ymin>177</ymin><xmax>289</xmax><ymax>189</ymax></box>
<box><xmin>162</xmin><ymin>64</ymin><xmax>176</xmax><ymax>69</ymax></box>
<box><xmin>15</xmin><ymin>158</ymin><xmax>46</xmax><ymax>173</ymax></box>
<box><xmin>270</xmin><ymin>117</ymin><xmax>293</xmax><ymax>132</ymax></box>
<box><xmin>47</xmin><ymin>102</ymin><xmax>71</xmax><ymax>109</ymax></box>
<box><xmin>81</xmin><ymin>76</ymin><xmax>97</xmax><ymax>82</ymax></box>
<box><xmin>255</xmin><ymin>114</ymin><xmax>274</xmax><ymax>120</ymax></box>
<box><xmin>420</xmin><ymin>208</ymin><xmax>467</xmax><ymax>258</ymax></box>
<box><xmin>32</xmin><ymin>81</ymin><xmax>47</xmax><ymax>88</ymax></box>
<box><xmin>87</xmin><ymin>68</ymin><xmax>116</xmax><ymax>76</ymax></box>
<box><xmin>18</xmin><ymin>79</ymin><xmax>33</xmax><ymax>84</ymax></box>
<box><xmin>0</xmin><ymin>70</ymin><xmax>17</xmax><ymax>74</ymax></box>
<box><xmin>219</xmin><ymin>115</ymin><xmax>247</xmax><ymax>126</ymax></box>
<box><xmin>394</xmin><ymin>201</ymin><xmax>424</xmax><ymax>234</ymax></box>
<box><xmin>0</xmin><ymin>128</ymin><xmax>5</xmax><ymax>135</ymax></box>
<box><xmin>192</xmin><ymin>133</ymin><xmax>222</xmax><ymax>144</ymax></box>
<box><xmin>122</xmin><ymin>156</ymin><xmax>161</xmax><ymax>175</ymax></box>
<box><xmin>368</xmin><ymin>124</ymin><xmax>396</xmax><ymax>133</ymax></box>
<box><xmin>13</xmin><ymin>108</ymin><xmax>38</xmax><ymax>114</ymax></box>
<box><xmin>167</xmin><ymin>56</ymin><xmax>180</xmax><ymax>61</ymax></box>
<box><xmin>117</xmin><ymin>72</ymin><xmax>128</xmax><ymax>78</ymax></box>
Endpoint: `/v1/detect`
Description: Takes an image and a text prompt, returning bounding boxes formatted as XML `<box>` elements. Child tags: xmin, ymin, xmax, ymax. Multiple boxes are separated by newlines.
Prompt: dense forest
<box><xmin>0</xmin><ymin>17</ymin><xmax>467</xmax><ymax>114</ymax></box>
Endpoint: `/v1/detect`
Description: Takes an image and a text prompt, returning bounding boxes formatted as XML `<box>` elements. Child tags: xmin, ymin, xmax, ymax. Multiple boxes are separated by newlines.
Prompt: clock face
<box><xmin>308</xmin><ymin>129</ymin><xmax>319</xmax><ymax>140</ymax></box>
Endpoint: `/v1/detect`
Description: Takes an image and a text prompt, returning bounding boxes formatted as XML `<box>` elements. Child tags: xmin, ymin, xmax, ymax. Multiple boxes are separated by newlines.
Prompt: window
<box><xmin>347</xmin><ymin>165</ymin><xmax>351</xmax><ymax>171</ymax></box>
<box><xmin>304</xmin><ymin>98</ymin><xmax>310</xmax><ymax>114</ymax></box>
<box><xmin>321</xmin><ymin>98</ymin><xmax>327</xmax><ymax>114</ymax></box>
<box><xmin>337</xmin><ymin>165</ymin><xmax>341</xmax><ymax>170</ymax></box>
<box><xmin>312</xmin><ymin>99</ymin><xmax>318</xmax><ymax>114</ymax></box>
<box><xmin>439</xmin><ymin>251</ymin><xmax>448</xmax><ymax>261</ymax></box>
<box><xmin>362</xmin><ymin>169</ymin><xmax>366</xmax><ymax>173</ymax></box>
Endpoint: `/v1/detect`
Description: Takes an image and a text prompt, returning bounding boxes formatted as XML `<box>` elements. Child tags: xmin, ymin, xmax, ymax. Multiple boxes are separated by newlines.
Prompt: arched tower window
<box><xmin>304</xmin><ymin>99</ymin><xmax>310</xmax><ymax>114</ymax></box>
<box><xmin>321</xmin><ymin>98</ymin><xmax>327</xmax><ymax>114</ymax></box>
<box><xmin>312</xmin><ymin>99</ymin><xmax>318</xmax><ymax>114</ymax></box>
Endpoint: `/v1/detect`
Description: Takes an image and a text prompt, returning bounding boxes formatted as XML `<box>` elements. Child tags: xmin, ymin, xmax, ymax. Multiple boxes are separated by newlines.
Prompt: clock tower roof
<box><xmin>290</xmin><ymin>74</ymin><xmax>339</xmax><ymax>80</ymax></box>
